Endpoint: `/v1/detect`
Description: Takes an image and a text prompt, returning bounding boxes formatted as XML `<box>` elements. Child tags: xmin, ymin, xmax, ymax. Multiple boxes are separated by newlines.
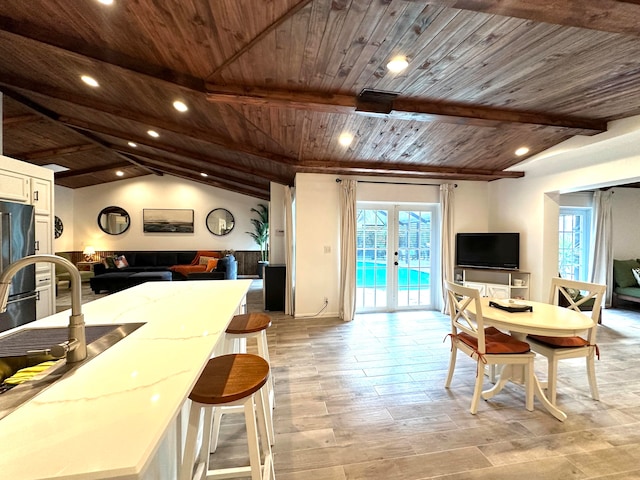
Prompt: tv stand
<box><xmin>455</xmin><ymin>267</ymin><xmax>530</xmax><ymax>300</ymax></box>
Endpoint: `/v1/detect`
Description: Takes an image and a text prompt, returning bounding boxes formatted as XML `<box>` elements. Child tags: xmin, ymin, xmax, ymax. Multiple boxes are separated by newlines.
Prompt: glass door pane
<box><xmin>395</xmin><ymin>208</ymin><xmax>433</xmax><ymax>308</ymax></box>
<box><xmin>356</xmin><ymin>208</ymin><xmax>389</xmax><ymax>310</ymax></box>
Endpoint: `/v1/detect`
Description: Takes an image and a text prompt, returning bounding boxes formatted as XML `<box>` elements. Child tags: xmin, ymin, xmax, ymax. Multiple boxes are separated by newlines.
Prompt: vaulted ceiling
<box><xmin>2</xmin><ymin>1</ymin><xmax>640</xmax><ymax>201</ymax></box>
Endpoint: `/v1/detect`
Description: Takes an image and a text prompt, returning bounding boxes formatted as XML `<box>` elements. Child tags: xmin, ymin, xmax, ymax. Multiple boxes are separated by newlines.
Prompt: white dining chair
<box><xmin>527</xmin><ymin>277</ymin><xmax>605</xmax><ymax>405</ymax></box>
<box><xmin>444</xmin><ymin>281</ymin><xmax>535</xmax><ymax>414</ymax></box>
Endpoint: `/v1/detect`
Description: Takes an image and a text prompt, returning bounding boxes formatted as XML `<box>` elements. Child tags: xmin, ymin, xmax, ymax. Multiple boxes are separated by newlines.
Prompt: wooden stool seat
<box><xmin>226</xmin><ymin>313</ymin><xmax>271</xmax><ymax>335</ymax></box>
<box><xmin>190</xmin><ymin>354</ymin><xmax>269</xmax><ymax>405</ymax></box>
<box><xmin>210</xmin><ymin>314</ymin><xmax>275</xmax><ymax>455</ymax></box>
<box><xmin>181</xmin><ymin>354</ymin><xmax>273</xmax><ymax>480</ymax></box>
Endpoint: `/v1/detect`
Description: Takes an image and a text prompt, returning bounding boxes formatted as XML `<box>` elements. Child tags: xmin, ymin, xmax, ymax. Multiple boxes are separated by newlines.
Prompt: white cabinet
<box><xmin>36</xmin><ymin>272</ymin><xmax>54</xmax><ymax>320</ymax></box>
<box><xmin>0</xmin><ymin>155</ymin><xmax>55</xmax><ymax>318</ymax></box>
<box><xmin>31</xmin><ymin>177</ymin><xmax>52</xmax><ymax>215</ymax></box>
<box><xmin>457</xmin><ymin>267</ymin><xmax>530</xmax><ymax>300</ymax></box>
<box><xmin>0</xmin><ymin>170</ymin><xmax>30</xmax><ymax>203</ymax></box>
<box><xmin>463</xmin><ymin>281</ymin><xmax>488</xmax><ymax>297</ymax></box>
<box><xmin>34</xmin><ymin>215</ymin><xmax>52</xmax><ymax>274</ymax></box>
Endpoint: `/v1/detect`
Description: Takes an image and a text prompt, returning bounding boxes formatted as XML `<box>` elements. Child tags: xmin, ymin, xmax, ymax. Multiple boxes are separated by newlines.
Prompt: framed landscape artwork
<box><xmin>143</xmin><ymin>208</ymin><xmax>194</xmax><ymax>233</ymax></box>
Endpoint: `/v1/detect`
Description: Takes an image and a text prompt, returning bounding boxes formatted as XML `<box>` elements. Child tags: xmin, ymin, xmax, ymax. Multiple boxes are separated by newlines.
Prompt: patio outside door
<box><xmin>356</xmin><ymin>205</ymin><xmax>437</xmax><ymax>312</ymax></box>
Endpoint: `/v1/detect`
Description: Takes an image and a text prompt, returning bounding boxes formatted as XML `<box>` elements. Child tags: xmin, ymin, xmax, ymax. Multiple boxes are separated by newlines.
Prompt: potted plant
<box><xmin>246</xmin><ymin>203</ymin><xmax>269</xmax><ymax>278</ymax></box>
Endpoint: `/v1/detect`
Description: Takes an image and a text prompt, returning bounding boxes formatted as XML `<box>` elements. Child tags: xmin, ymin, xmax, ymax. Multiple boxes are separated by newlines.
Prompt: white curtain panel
<box><xmin>284</xmin><ymin>186</ymin><xmax>295</xmax><ymax>316</ymax></box>
<box><xmin>440</xmin><ymin>183</ymin><xmax>455</xmax><ymax>314</ymax></box>
<box><xmin>589</xmin><ymin>189</ymin><xmax>614</xmax><ymax>307</ymax></box>
<box><xmin>339</xmin><ymin>179</ymin><xmax>357</xmax><ymax>322</ymax></box>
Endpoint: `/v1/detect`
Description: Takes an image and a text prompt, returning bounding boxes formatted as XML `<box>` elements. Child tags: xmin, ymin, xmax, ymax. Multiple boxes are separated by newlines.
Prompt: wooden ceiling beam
<box><xmin>0</xmin><ymin>87</ymin><xmax>159</xmax><ymax>175</ymax></box>
<box><xmin>3</xmin><ymin>114</ymin><xmax>39</xmax><ymax>126</ymax></box>
<box><xmin>109</xmin><ymin>144</ymin><xmax>269</xmax><ymax>191</ymax></box>
<box><xmin>137</xmin><ymin>160</ymin><xmax>269</xmax><ymax>199</ymax></box>
<box><xmin>206</xmin><ymin>85</ymin><xmax>606</xmax><ymax>134</ymax></box>
<box><xmin>0</xmin><ymin>74</ymin><xmax>298</xmax><ymax>166</ymax></box>
<box><xmin>58</xmin><ymin>115</ymin><xmax>294</xmax><ymax>185</ymax></box>
<box><xmin>421</xmin><ymin>1</ymin><xmax>640</xmax><ymax>36</ymax></box>
<box><xmin>14</xmin><ymin>143</ymin><xmax>98</xmax><ymax>162</ymax></box>
<box><xmin>206</xmin><ymin>0</ymin><xmax>314</xmax><ymax>82</ymax></box>
<box><xmin>136</xmin><ymin>161</ymin><xmax>269</xmax><ymax>200</ymax></box>
<box><xmin>297</xmin><ymin>159</ymin><xmax>525</xmax><ymax>180</ymax></box>
<box><xmin>54</xmin><ymin>161</ymin><xmax>135</xmax><ymax>179</ymax></box>
<box><xmin>0</xmin><ymin>15</ymin><xmax>205</xmax><ymax>92</ymax></box>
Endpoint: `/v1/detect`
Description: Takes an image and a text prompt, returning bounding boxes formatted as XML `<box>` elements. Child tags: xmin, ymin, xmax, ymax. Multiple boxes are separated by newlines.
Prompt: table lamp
<box><xmin>83</xmin><ymin>246</ymin><xmax>96</xmax><ymax>262</ymax></box>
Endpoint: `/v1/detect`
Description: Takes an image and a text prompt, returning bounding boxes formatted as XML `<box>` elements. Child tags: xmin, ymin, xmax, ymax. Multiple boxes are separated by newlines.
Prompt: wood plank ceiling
<box><xmin>2</xmin><ymin>1</ymin><xmax>640</xmax><ymax>201</ymax></box>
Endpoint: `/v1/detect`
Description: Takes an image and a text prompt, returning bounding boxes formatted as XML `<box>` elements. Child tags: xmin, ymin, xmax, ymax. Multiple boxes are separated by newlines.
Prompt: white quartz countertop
<box><xmin>0</xmin><ymin>279</ymin><xmax>252</xmax><ymax>479</ymax></box>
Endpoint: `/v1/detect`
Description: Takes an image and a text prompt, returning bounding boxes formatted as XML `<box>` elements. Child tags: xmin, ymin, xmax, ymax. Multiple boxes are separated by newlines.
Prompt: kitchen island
<box><xmin>0</xmin><ymin>279</ymin><xmax>252</xmax><ymax>479</ymax></box>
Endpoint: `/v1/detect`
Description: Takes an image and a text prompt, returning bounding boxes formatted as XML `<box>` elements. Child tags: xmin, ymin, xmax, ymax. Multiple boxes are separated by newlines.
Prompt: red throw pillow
<box><xmin>205</xmin><ymin>258</ymin><xmax>219</xmax><ymax>272</ymax></box>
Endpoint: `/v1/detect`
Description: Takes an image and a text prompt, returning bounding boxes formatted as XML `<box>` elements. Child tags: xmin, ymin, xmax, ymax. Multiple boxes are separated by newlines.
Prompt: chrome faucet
<box><xmin>0</xmin><ymin>254</ymin><xmax>86</xmax><ymax>363</ymax></box>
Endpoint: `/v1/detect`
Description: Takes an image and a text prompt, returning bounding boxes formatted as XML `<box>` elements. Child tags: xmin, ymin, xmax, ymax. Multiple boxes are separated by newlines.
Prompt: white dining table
<box><xmin>466</xmin><ymin>298</ymin><xmax>594</xmax><ymax>421</ymax></box>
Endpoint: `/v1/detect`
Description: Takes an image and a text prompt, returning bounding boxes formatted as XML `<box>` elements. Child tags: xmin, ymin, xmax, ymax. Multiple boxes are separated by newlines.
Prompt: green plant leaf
<box><xmin>246</xmin><ymin>203</ymin><xmax>269</xmax><ymax>261</ymax></box>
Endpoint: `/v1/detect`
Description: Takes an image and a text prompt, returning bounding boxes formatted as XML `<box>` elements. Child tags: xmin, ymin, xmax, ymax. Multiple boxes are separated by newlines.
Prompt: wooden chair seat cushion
<box><xmin>527</xmin><ymin>335</ymin><xmax>589</xmax><ymax>348</ymax></box>
<box><xmin>457</xmin><ymin>329</ymin><xmax>531</xmax><ymax>354</ymax></box>
<box><xmin>189</xmin><ymin>354</ymin><xmax>269</xmax><ymax>405</ymax></box>
<box><xmin>226</xmin><ymin>313</ymin><xmax>271</xmax><ymax>334</ymax></box>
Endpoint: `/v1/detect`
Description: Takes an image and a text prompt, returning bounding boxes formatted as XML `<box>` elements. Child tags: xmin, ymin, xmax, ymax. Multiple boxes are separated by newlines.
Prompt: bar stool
<box><xmin>180</xmin><ymin>354</ymin><xmax>274</xmax><ymax>480</ymax></box>
<box><xmin>224</xmin><ymin>313</ymin><xmax>273</xmax><ymax>407</ymax></box>
<box><xmin>211</xmin><ymin>313</ymin><xmax>274</xmax><ymax>453</ymax></box>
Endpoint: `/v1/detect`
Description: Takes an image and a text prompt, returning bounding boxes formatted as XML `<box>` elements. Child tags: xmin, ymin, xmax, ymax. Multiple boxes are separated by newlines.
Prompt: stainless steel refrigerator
<box><xmin>0</xmin><ymin>200</ymin><xmax>36</xmax><ymax>333</ymax></box>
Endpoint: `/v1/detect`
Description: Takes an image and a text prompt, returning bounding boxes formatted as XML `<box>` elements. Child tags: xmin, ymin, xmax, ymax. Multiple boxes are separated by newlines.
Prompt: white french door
<box><xmin>356</xmin><ymin>204</ymin><xmax>438</xmax><ymax>312</ymax></box>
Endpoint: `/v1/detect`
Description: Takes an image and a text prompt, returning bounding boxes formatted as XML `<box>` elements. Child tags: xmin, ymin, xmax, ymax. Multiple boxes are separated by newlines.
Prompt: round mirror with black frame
<box><xmin>54</xmin><ymin>216</ymin><xmax>64</xmax><ymax>239</ymax></box>
<box><xmin>206</xmin><ymin>208</ymin><xmax>235</xmax><ymax>236</ymax></box>
<box><xmin>97</xmin><ymin>206</ymin><xmax>131</xmax><ymax>235</ymax></box>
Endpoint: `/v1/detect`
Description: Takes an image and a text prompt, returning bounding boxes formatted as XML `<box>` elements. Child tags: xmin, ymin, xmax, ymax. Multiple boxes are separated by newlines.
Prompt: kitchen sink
<box><xmin>0</xmin><ymin>322</ymin><xmax>145</xmax><ymax>420</ymax></box>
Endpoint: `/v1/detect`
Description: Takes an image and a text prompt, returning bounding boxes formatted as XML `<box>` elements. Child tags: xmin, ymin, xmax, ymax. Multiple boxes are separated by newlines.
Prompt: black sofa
<box><xmin>90</xmin><ymin>251</ymin><xmax>238</xmax><ymax>293</ymax></box>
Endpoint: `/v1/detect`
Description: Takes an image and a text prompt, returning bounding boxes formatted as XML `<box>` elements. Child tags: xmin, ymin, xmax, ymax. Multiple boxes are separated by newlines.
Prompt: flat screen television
<box><xmin>455</xmin><ymin>233</ymin><xmax>520</xmax><ymax>270</ymax></box>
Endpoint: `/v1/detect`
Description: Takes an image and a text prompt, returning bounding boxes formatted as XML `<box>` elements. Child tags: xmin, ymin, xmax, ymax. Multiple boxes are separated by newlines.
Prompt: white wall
<box><xmin>611</xmin><ymin>187</ymin><xmax>640</xmax><ymax>260</ymax></box>
<box><xmin>55</xmin><ymin>174</ymin><xmax>265</xmax><ymax>253</ymax></box>
<box><xmin>269</xmin><ymin>182</ymin><xmax>287</xmax><ymax>265</ymax></box>
<box><xmin>53</xmin><ymin>185</ymin><xmax>74</xmax><ymax>252</ymax></box>
<box><xmin>489</xmin><ymin>115</ymin><xmax>640</xmax><ymax>301</ymax></box>
<box><xmin>454</xmin><ymin>181</ymin><xmax>490</xmax><ymax>233</ymax></box>
<box><xmin>294</xmin><ymin>174</ymin><xmax>341</xmax><ymax>317</ymax></box>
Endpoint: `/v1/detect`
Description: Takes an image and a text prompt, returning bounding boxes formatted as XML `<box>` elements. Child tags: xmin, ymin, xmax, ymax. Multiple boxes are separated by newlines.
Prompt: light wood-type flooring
<box><xmin>60</xmin><ymin>280</ymin><xmax>640</xmax><ymax>479</ymax></box>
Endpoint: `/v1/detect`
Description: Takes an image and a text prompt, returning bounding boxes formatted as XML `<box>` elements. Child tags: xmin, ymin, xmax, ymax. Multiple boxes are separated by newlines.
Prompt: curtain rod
<box><xmin>335</xmin><ymin>178</ymin><xmax>457</xmax><ymax>188</ymax></box>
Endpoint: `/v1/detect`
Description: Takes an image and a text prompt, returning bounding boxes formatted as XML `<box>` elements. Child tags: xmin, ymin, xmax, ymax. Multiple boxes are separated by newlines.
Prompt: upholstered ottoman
<box><xmin>90</xmin><ymin>271</ymin><xmax>172</xmax><ymax>293</ymax></box>
<box><xmin>128</xmin><ymin>271</ymin><xmax>172</xmax><ymax>287</ymax></box>
<box><xmin>90</xmin><ymin>272</ymin><xmax>135</xmax><ymax>293</ymax></box>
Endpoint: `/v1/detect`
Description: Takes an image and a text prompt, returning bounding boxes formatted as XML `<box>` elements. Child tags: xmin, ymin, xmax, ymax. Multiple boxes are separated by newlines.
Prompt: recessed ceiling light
<box><xmin>116</xmin><ymin>170</ymin><xmax>124</xmax><ymax>177</ymax></box>
<box><xmin>386</xmin><ymin>56</ymin><xmax>408</xmax><ymax>73</ymax></box>
<box><xmin>339</xmin><ymin>132</ymin><xmax>354</xmax><ymax>147</ymax></box>
<box><xmin>81</xmin><ymin>75</ymin><xmax>99</xmax><ymax>87</ymax></box>
<box><xmin>97</xmin><ymin>0</ymin><xmax>114</xmax><ymax>5</ymax></box>
<box><xmin>128</xmin><ymin>141</ymin><xmax>137</xmax><ymax>148</ymax></box>
<box><xmin>147</xmin><ymin>130</ymin><xmax>159</xmax><ymax>138</ymax></box>
<box><xmin>173</xmin><ymin>100</ymin><xmax>188</xmax><ymax>112</ymax></box>
<box><xmin>515</xmin><ymin>147</ymin><xmax>530</xmax><ymax>156</ymax></box>
<box><xmin>200</xmin><ymin>172</ymin><xmax>208</xmax><ymax>177</ymax></box>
